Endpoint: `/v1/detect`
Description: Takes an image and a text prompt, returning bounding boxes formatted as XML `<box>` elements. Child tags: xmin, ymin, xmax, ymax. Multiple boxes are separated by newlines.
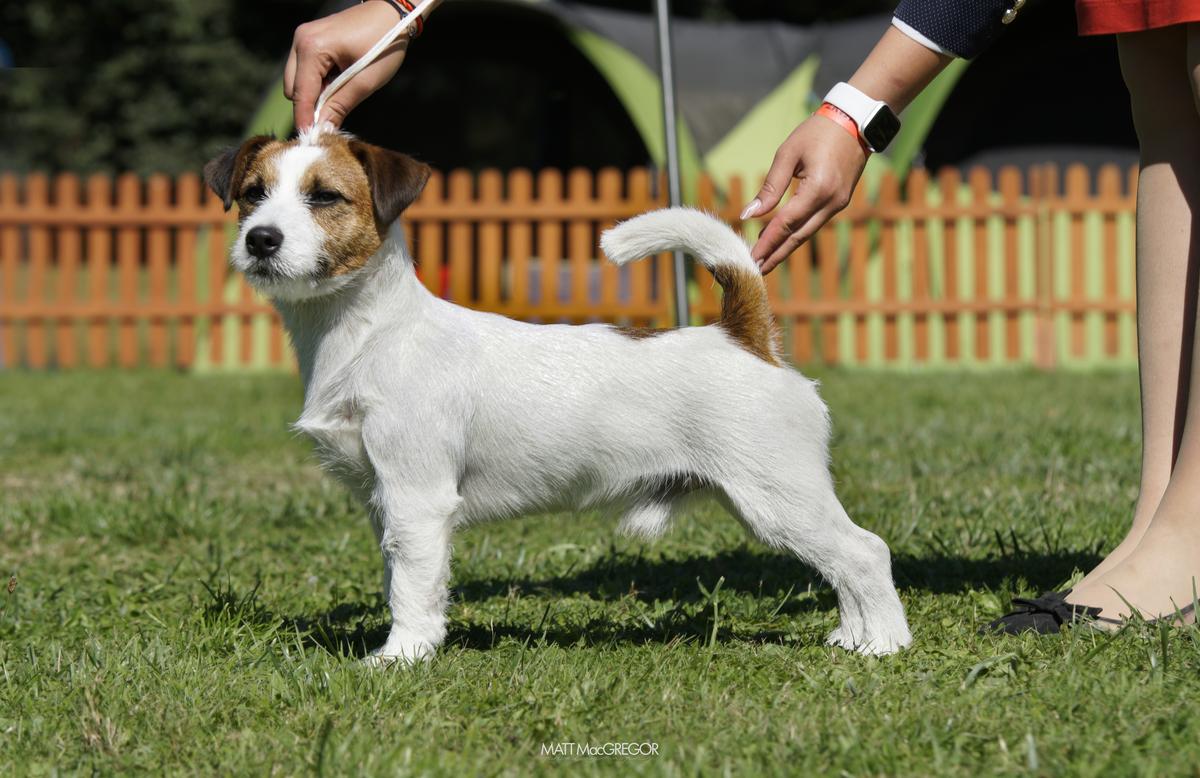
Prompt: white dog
<box><xmin>203</xmin><ymin>127</ymin><xmax>912</xmax><ymax>662</ymax></box>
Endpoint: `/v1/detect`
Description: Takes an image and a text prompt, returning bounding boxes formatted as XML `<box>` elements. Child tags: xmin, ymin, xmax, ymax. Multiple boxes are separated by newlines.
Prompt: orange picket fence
<box><xmin>0</xmin><ymin>163</ymin><xmax>1138</xmax><ymax>371</ymax></box>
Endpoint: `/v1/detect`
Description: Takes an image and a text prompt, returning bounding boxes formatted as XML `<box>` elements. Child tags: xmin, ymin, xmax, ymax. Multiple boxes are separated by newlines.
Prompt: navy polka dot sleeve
<box><xmin>893</xmin><ymin>0</ymin><xmax>1025</xmax><ymax>59</ymax></box>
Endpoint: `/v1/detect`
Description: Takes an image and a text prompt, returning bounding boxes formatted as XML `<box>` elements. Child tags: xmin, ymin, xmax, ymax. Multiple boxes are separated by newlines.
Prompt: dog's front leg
<box><xmin>365</xmin><ymin>480</ymin><xmax>460</xmax><ymax>667</ymax></box>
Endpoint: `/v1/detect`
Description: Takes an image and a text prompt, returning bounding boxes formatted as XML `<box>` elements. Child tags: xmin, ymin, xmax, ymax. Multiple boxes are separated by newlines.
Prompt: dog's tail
<box><xmin>600</xmin><ymin>207</ymin><xmax>780</xmax><ymax>365</ymax></box>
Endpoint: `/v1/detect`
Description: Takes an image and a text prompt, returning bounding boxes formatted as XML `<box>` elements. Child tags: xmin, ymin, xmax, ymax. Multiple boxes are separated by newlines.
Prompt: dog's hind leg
<box><xmin>720</xmin><ymin>481</ymin><xmax>912</xmax><ymax>655</ymax></box>
<box><xmin>817</xmin><ymin>495</ymin><xmax>912</xmax><ymax>655</ymax></box>
<box><xmin>617</xmin><ymin>499</ymin><xmax>674</xmax><ymax>539</ymax></box>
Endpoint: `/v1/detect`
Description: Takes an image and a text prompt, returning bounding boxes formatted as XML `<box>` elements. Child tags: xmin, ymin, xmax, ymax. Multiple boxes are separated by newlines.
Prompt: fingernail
<box><xmin>740</xmin><ymin>199</ymin><xmax>761</xmax><ymax>221</ymax></box>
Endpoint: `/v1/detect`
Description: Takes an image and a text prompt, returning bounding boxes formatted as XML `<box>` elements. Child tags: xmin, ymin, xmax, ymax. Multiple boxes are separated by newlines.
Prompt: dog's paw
<box><xmin>826</xmin><ymin>623</ymin><xmax>912</xmax><ymax>656</ymax></box>
<box><xmin>361</xmin><ymin>640</ymin><xmax>436</xmax><ymax>668</ymax></box>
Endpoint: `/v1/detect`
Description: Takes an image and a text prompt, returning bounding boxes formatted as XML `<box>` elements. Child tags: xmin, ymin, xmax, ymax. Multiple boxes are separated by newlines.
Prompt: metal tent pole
<box><xmin>653</xmin><ymin>0</ymin><xmax>690</xmax><ymax>327</ymax></box>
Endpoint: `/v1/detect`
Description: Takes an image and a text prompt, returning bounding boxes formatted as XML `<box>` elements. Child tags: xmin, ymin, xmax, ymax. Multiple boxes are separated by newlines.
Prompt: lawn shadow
<box><xmin>278</xmin><ymin>596</ymin><xmax>814</xmax><ymax>659</ymax></box>
<box><xmin>276</xmin><ymin>545</ymin><xmax>1102</xmax><ymax>659</ymax></box>
<box><xmin>452</xmin><ymin>545</ymin><xmax>1105</xmax><ymax>602</ymax></box>
<box><xmin>442</xmin><ymin>616</ymin><xmax>816</xmax><ymax>654</ymax></box>
<box><xmin>893</xmin><ymin>548</ymin><xmax>1103</xmax><ymax>593</ymax></box>
<box><xmin>279</xmin><ymin>601</ymin><xmax>386</xmax><ymax>659</ymax></box>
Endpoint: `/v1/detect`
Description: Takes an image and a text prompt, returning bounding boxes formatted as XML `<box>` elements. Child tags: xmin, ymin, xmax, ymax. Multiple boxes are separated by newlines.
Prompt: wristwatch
<box><xmin>822</xmin><ymin>82</ymin><xmax>901</xmax><ymax>153</ymax></box>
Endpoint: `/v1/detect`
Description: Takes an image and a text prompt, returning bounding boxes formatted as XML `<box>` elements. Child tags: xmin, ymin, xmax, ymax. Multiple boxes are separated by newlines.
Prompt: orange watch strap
<box><xmin>816</xmin><ymin>102</ymin><xmax>870</xmax><ymax>155</ymax></box>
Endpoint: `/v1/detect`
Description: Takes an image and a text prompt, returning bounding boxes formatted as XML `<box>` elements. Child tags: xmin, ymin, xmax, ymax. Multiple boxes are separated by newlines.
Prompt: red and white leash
<box><xmin>312</xmin><ymin>0</ymin><xmax>443</xmax><ymax>128</ymax></box>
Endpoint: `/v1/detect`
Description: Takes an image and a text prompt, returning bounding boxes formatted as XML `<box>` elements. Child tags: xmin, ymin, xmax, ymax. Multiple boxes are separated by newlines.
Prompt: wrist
<box><xmin>821</xmin><ymin>83</ymin><xmax>900</xmax><ymax>153</ymax></box>
<box><xmin>361</xmin><ymin>0</ymin><xmax>425</xmax><ymax>36</ymax></box>
<box><xmin>845</xmin><ymin>75</ymin><xmax>907</xmax><ymax>114</ymax></box>
<box><xmin>814</xmin><ymin>104</ymin><xmax>870</xmax><ymax>157</ymax></box>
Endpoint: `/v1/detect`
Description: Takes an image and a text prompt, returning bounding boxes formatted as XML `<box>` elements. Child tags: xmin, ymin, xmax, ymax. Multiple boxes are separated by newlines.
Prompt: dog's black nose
<box><xmin>245</xmin><ymin>225</ymin><xmax>283</xmax><ymax>259</ymax></box>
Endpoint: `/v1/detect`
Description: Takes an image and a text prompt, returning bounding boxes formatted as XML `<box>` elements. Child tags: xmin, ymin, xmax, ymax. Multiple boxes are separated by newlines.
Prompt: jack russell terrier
<box><xmin>203</xmin><ymin>127</ymin><xmax>912</xmax><ymax>662</ymax></box>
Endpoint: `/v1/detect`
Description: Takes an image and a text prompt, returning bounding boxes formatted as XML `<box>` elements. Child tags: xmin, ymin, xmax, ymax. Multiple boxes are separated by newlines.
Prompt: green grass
<box><xmin>3</xmin><ymin>369</ymin><xmax>1199</xmax><ymax>776</ymax></box>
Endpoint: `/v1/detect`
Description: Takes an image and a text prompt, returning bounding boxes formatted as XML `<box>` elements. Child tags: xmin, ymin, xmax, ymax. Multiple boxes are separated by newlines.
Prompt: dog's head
<box><xmin>203</xmin><ymin>128</ymin><xmax>430</xmax><ymax>300</ymax></box>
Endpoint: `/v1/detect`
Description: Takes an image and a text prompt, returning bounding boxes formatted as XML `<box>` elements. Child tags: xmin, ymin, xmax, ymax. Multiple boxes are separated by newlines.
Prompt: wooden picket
<box><xmin>0</xmin><ymin>163</ymin><xmax>1138</xmax><ymax>370</ymax></box>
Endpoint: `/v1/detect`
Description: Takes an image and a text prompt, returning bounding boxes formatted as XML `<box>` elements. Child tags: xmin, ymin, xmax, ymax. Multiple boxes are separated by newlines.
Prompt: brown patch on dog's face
<box><xmin>230</xmin><ymin>141</ymin><xmax>288</xmax><ymax>222</ymax></box>
<box><xmin>300</xmin><ymin>137</ymin><xmax>381</xmax><ymax>277</ymax></box>
<box><xmin>277</xmin><ymin>134</ymin><xmax>432</xmax><ymax>278</ymax></box>
<box><xmin>203</xmin><ymin>132</ymin><xmax>431</xmax><ymax>291</ymax></box>
<box><xmin>203</xmin><ymin>135</ymin><xmax>285</xmax><ymax>212</ymax></box>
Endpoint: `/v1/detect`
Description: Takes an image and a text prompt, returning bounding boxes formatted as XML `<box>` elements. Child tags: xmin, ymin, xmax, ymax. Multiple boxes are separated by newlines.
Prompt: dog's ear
<box><xmin>203</xmin><ymin>135</ymin><xmax>274</xmax><ymax>211</ymax></box>
<box><xmin>348</xmin><ymin>140</ymin><xmax>431</xmax><ymax>228</ymax></box>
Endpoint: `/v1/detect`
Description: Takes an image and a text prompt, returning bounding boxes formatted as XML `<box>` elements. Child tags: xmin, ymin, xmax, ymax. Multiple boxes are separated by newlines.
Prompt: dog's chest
<box><xmin>295</xmin><ymin>398</ymin><xmax>371</xmax><ymax>484</ymax></box>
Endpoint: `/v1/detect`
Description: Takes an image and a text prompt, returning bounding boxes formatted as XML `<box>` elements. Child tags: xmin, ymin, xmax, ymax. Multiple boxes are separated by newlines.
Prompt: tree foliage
<box><xmin>0</xmin><ymin>0</ymin><xmax>319</xmax><ymax>174</ymax></box>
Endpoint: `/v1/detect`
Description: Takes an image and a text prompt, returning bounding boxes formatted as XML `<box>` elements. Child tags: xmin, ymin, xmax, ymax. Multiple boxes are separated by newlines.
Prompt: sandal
<box><xmin>980</xmin><ymin>589</ymin><xmax>1119</xmax><ymax>635</ymax></box>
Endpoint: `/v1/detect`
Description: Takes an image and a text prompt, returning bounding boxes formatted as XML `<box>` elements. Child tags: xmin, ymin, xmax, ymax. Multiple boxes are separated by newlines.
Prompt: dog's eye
<box><xmin>241</xmin><ymin>185</ymin><xmax>265</xmax><ymax>204</ymax></box>
<box><xmin>309</xmin><ymin>190</ymin><xmax>344</xmax><ymax>206</ymax></box>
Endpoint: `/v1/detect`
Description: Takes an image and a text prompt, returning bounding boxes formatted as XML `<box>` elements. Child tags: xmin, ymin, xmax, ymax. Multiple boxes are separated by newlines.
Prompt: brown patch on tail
<box><xmin>616</xmin><ymin>325</ymin><xmax>668</xmax><ymax>340</ymax></box>
<box><xmin>611</xmin><ymin>266</ymin><xmax>779</xmax><ymax>363</ymax></box>
<box><xmin>712</xmin><ymin>265</ymin><xmax>780</xmax><ymax>365</ymax></box>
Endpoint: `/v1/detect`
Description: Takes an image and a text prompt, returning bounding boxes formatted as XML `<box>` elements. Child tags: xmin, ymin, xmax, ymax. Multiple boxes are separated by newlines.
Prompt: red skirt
<box><xmin>1077</xmin><ymin>0</ymin><xmax>1200</xmax><ymax>34</ymax></box>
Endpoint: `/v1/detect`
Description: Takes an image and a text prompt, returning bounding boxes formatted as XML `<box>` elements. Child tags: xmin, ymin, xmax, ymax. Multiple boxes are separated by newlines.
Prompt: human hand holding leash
<box><xmin>286</xmin><ymin>1</ymin><xmax>431</xmax><ymax>131</ymax></box>
<box><xmin>746</xmin><ymin>27</ymin><xmax>953</xmax><ymax>274</ymax></box>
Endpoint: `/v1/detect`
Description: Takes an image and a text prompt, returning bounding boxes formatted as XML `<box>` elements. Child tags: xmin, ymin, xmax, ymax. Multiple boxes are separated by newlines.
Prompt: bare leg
<box><xmin>1071</xmin><ymin>26</ymin><xmax>1200</xmax><ymax>589</ymax></box>
<box><xmin>1067</xmin><ymin>24</ymin><xmax>1200</xmax><ymax>618</ymax></box>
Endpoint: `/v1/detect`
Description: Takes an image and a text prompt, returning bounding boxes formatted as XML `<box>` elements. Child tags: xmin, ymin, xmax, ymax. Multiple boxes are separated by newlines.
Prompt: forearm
<box><xmin>846</xmin><ymin>26</ymin><xmax>954</xmax><ymax>112</ymax></box>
